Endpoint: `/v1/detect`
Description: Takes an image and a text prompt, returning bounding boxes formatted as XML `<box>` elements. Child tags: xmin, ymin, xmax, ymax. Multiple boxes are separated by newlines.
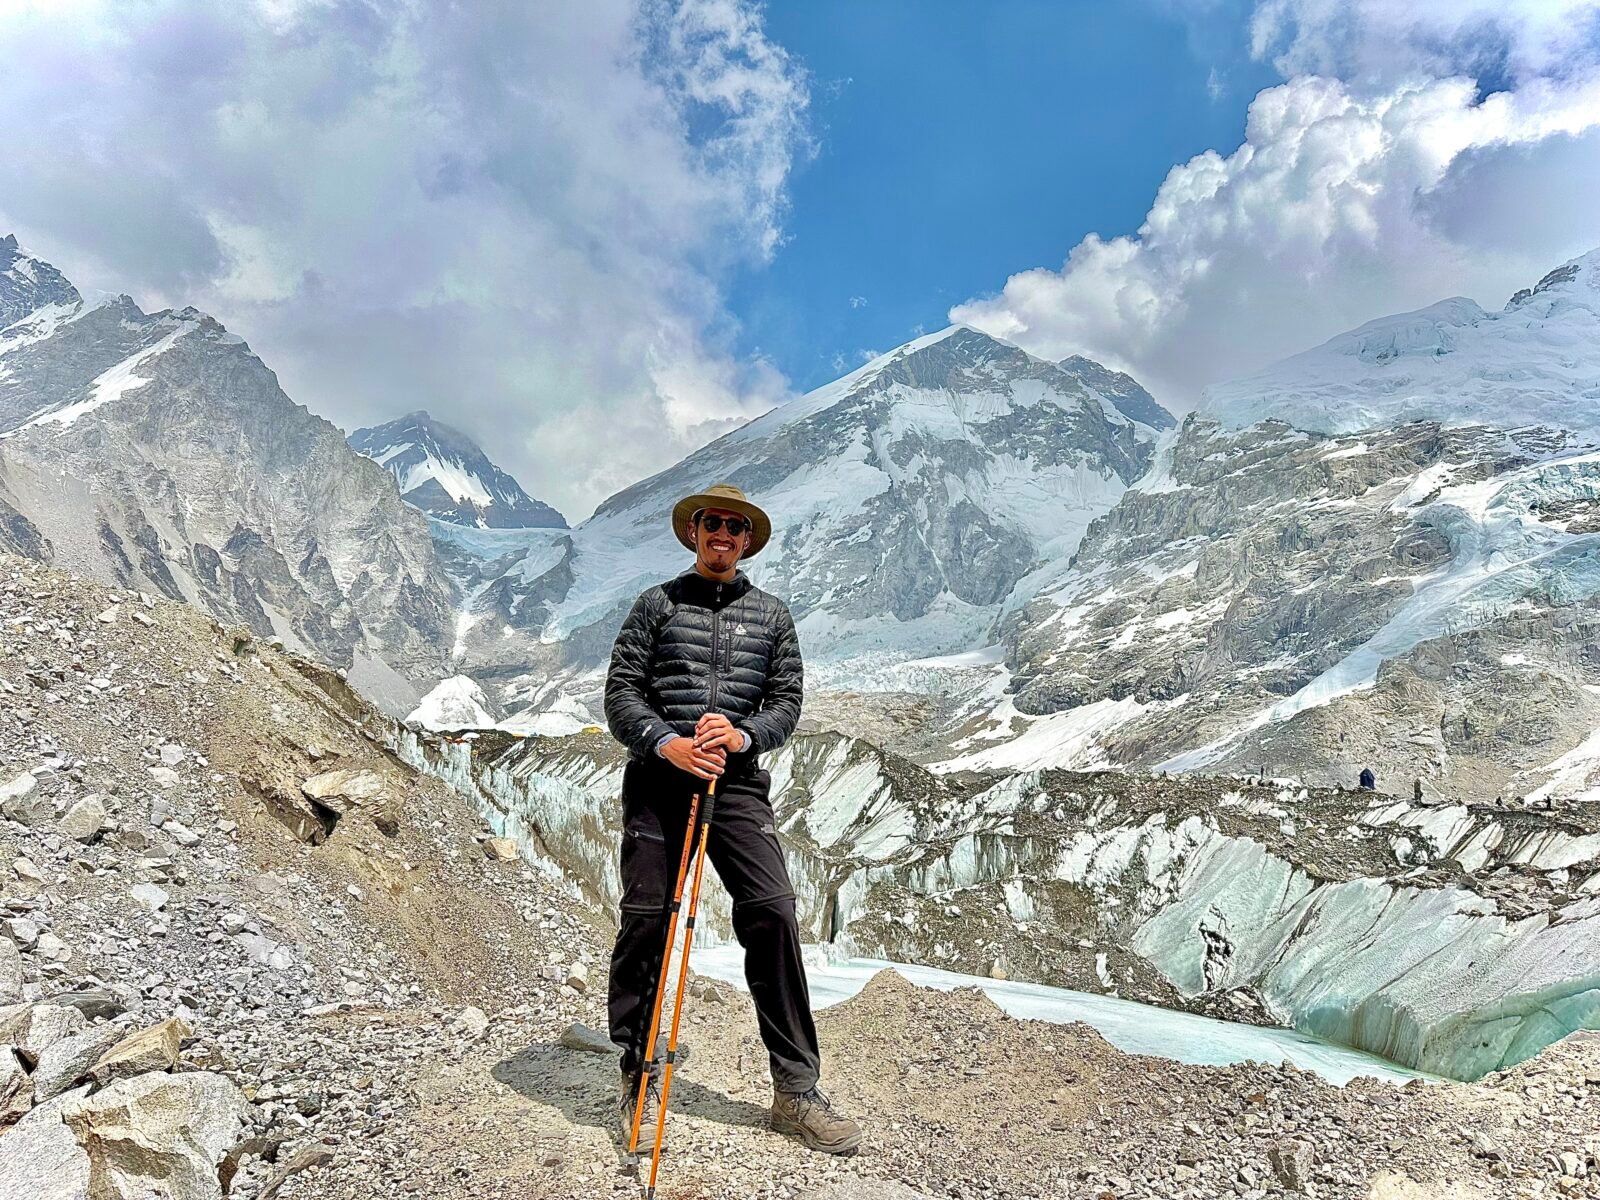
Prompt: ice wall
<box><xmin>398</xmin><ymin>726</ymin><xmax>1600</xmax><ymax>1080</ymax></box>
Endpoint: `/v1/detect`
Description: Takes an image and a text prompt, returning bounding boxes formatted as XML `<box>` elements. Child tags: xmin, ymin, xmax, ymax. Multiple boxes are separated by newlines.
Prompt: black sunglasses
<box><xmin>697</xmin><ymin>513</ymin><xmax>751</xmax><ymax>536</ymax></box>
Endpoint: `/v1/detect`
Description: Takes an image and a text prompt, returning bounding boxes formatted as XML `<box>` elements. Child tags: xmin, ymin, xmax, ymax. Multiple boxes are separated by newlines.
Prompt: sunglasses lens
<box><xmin>699</xmin><ymin>514</ymin><xmax>748</xmax><ymax>536</ymax></box>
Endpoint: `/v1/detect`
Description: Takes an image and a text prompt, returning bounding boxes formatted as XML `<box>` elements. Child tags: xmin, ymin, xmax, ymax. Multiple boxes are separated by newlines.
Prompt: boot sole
<box><xmin>770</xmin><ymin>1112</ymin><xmax>864</xmax><ymax>1155</ymax></box>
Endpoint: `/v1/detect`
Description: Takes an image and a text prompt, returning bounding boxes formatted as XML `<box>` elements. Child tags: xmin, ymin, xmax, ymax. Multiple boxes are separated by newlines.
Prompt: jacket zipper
<box><xmin>708</xmin><ymin>581</ymin><xmax>722</xmax><ymax>714</ymax></box>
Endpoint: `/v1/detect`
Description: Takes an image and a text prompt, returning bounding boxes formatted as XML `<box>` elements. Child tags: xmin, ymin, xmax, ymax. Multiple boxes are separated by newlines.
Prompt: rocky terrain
<box><xmin>1</xmin><ymin>558</ymin><xmax>1598</xmax><ymax>1199</ymax></box>
<box><xmin>980</xmin><ymin>415</ymin><xmax>1600</xmax><ymax>797</ymax></box>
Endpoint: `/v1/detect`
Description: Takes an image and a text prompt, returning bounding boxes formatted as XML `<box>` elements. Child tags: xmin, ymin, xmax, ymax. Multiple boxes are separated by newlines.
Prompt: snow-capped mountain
<box><xmin>1202</xmin><ymin>249</ymin><xmax>1600</xmax><ymax>439</ymax></box>
<box><xmin>349</xmin><ymin>410</ymin><xmax>566</xmax><ymax>530</ymax></box>
<box><xmin>1057</xmin><ymin>354</ymin><xmax>1175</xmax><ymax>431</ymax></box>
<box><xmin>959</xmin><ymin>250</ymin><xmax>1600</xmax><ymax>799</ymax></box>
<box><xmin>452</xmin><ymin>325</ymin><xmax>1169</xmax><ymax>725</ymax></box>
<box><xmin>0</xmin><ymin>236</ymin><xmax>456</xmax><ymax>711</ymax></box>
<box><xmin>0</xmin><ymin>233</ymin><xmax>79</xmax><ymax>327</ymax></box>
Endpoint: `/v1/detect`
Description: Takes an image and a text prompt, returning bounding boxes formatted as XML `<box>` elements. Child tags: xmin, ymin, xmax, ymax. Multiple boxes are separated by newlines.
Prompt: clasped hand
<box><xmin>662</xmin><ymin>713</ymin><xmax>743</xmax><ymax>781</ymax></box>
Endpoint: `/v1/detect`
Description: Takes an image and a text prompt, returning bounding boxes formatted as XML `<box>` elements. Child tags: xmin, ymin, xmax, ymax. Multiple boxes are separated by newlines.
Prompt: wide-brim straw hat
<box><xmin>671</xmin><ymin>483</ymin><xmax>772</xmax><ymax>558</ymax></box>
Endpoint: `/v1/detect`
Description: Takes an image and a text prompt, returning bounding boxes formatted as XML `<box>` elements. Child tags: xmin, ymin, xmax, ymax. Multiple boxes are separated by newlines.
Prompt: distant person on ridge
<box><xmin>602</xmin><ymin>483</ymin><xmax>863</xmax><ymax>1155</ymax></box>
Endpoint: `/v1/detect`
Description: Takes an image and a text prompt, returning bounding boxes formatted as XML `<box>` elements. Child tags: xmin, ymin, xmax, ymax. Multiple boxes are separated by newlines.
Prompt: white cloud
<box><xmin>848</xmin><ymin>294</ymin><xmax>868</xmax><ymax>308</ymax></box>
<box><xmin>0</xmin><ymin>0</ymin><xmax>811</xmax><ymax>518</ymax></box>
<box><xmin>1251</xmin><ymin>0</ymin><xmax>1600</xmax><ymax>86</ymax></box>
<box><xmin>952</xmin><ymin>5</ymin><xmax>1600</xmax><ymax>412</ymax></box>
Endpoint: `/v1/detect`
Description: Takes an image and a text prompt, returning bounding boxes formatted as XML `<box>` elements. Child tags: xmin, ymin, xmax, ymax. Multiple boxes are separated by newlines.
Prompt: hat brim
<box><xmin>672</xmin><ymin>492</ymin><xmax>772</xmax><ymax>558</ymax></box>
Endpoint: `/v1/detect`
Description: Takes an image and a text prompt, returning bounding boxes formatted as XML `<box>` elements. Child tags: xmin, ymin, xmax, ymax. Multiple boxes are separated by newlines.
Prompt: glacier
<box><xmin>395</xmin><ymin>725</ymin><xmax>1600</xmax><ymax>1082</ymax></box>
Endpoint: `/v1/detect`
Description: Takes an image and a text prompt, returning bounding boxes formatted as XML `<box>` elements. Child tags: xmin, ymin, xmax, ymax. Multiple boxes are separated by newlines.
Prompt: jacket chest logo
<box><xmin>733</xmin><ymin>623</ymin><xmax>747</xmax><ymax>636</ymax></box>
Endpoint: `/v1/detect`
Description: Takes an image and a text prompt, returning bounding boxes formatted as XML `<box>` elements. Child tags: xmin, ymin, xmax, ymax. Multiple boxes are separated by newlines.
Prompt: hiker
<box><xmin>602</xmin><ymin>482</ymin><xmax>863</xmax><ymax>1155</ymax></box>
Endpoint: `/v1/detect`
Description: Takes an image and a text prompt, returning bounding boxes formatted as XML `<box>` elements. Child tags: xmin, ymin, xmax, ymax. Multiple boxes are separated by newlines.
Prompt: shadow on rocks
<box><xmin>490</xmin><ymin>1041</ymin><xmax>772</xmax><ymax>1163</ymax></box>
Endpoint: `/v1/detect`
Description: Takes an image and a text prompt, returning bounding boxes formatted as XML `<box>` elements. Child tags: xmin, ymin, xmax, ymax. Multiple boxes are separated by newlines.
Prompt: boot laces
<box><xmin>794</xmin><ymin>1086</ymin><xmax>832</xmax><ymax>1113</ymax></box>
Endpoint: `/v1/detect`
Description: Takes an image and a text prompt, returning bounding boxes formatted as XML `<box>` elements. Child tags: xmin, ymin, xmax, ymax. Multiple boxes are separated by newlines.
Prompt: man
<box><xmin>603</xmin><ymin>482</ymin><xmax>862</xmax><ymax>1155</ymax></box>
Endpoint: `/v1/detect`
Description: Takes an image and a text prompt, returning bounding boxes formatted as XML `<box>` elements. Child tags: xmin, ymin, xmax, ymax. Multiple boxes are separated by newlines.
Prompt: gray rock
<box><xmin>1268</xmin><ymin>1138</ymin><xmax>1316</xmax><ymax>1191</ymax></box>
<box><xmin>558</xmin><ymin>1021</ymin><xmax>615</xmax><ymax>1054</ymax></box>
<box><xmin>0</xmin><ymin>1047</ymin><xmax>31</xmax><ymax>1126</ymax></box>
<box><xmin>130</xmin><ymin>882</ymin><xmax>169</xmax><ymax>913</ymax></box>
<box><xmin>0</xmin><ymin>772</ymin><xmax>45</xmax><ymax>826</ymax></box>
<box><xmin>63</xmin><ymin>1070</ymin><xmax>252</xmax><ymax>1200</ymax></box>
<box><xmin>57</xmin><ymin>795</ymin><xmax>106</xmax><ymax>843</ymax></box>
<box><xmin>31</xmin><ymin>1023</ymin><xmax>122</xmax><ymax>1101</ymax></box>
<box><xmin>0</xmin><ymin>1084</ymin><xmax>92</xmax><ymax>1200</ymax></box>
<box><xmin>46</xmin><ymin>988</ymin><xmax>126</xmax><ymax>1022</ymax></box>
<box><xmin>16</xmin><ymin>1003</ymin><xmax>85</xmax><ymax>1063</ymax></box>
<box><xmin>0</xmin><ymin>941</ymin><xmax>20</xmax><ymax>1004</ymax></box>
<box><xmin>0</xmin><ymin>772</ymin><xmax>36</xmax><ymax>805</ymax></box>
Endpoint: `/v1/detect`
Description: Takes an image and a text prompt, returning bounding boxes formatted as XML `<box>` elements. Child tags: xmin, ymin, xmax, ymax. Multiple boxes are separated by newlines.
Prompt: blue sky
<box><xmin>2</xmin><ymin>0</ymin><xmax>1599</xmax><ymax>516</ymax></box>
<box><xmin>730</xmin><ymin>1</ymin><xmax>1278</xmax><ymax>391</ymax></box>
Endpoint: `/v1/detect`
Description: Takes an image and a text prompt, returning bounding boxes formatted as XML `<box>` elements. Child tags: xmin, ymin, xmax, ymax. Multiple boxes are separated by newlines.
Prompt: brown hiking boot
<box><xmin>770</xmin><ymin>1087</ymin><xmax>863</xmax><ymax>1154</ymax></box>
<box><xmin>618</xmin><ymin>1068</ymin><xmax>660</xmax><ymax>1150</ymax></box>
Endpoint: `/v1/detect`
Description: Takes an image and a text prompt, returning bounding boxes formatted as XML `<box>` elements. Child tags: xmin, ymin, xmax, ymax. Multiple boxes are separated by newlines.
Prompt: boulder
<box><xmin>482</xmin><ymin>836</ymin><xmax>519</xmax><ymax>861</ymax></box>
<box><xmin>300</xmin><ymin>768</ymin><xmax>401</xmax><ymax>835</ymax></box>
<box><xmin>31</xmin><ymin>1024</ymin><xmax>123</xmax><ymax>1102</ymax></box>
<box><xmin>300</xmin><ymin>769</ymin><xmax>385</xmax><ymax>811</ymax></box>
<box><xmin>558</xmin><ymin>1021</ymin><xmax>615</xmax><ymax>1054</ymax></box>
<box><xmin>0</xmin><ymin>1084</ymin><xmax>92</xmax><ymax>1200</ymax></box>
<box><xmin>0</xmin><ymin>771</ymin><xmax>36</xmax><ymax>805</ymax></box>
<box><xmin>0</xmin><ymin>1047</ymin><xmax>31</xmax><ymax>1126</ymax></box>
<box><xmin>130</xmin><ymin>883</ymin><xmax>169</xmax><ymax>914</ymax></box>
<box><xmin>48</xmin><ymin>988</ymin><xmax>128</xmax><ymax>1022</ymax></box>
<box><xmin>90</xmin><ymin>1017</ymin><xmax>190</xmax><ymax>1084</ymax></box>
<box><xmin>62</xmin><ymin>1070</ymin><xmax>252</xmax><ymax>1200</ymax></box>
<box><xmin>0</xmin><ymin>940</ymin><xmax>21</xmax><ymax>1004</ymax></box>
<box><xmin>16</xmin><ymin>1003</ymin><xmax>86</xmax><ymax>1064</ymax></box>
<box><xmin>58</xmin><ymin>796</ymin><xmax>107</xmax><ymax>843</ymax></box>
<box><xmin>1268</xmin><ymin>1138</ymin><xmax>1316</xmax><ymax>1191</ymax></box>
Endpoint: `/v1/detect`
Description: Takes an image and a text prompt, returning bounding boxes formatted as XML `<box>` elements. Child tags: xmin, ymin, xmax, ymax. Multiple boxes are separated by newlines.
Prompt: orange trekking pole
<box><xmin>627</xmin><ymin>788</ymin><xmax>701</xmax><ymax>1155</ymax></box>
<box><xmin>644</xmin><ymin>776</ymin><xmax>717</xmax><ymax>1199</ymax></box>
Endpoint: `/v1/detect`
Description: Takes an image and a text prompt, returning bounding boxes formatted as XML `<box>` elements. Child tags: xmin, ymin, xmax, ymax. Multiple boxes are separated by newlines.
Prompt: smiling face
<box><xmin>689</xmin><ymin>506</ymin><xmax>752</xmax><ymax>575</ymax></box>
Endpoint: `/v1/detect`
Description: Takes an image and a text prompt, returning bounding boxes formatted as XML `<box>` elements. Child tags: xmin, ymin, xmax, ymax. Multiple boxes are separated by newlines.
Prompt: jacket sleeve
<box><xmin>739</xmin><ymin>602</ymin><xmax>803</xmax><ymax>754</ymax></box>
<box><xmin>604</xmin><ymin>591</ymin><xmax>676</xmax><ymax>757</ymax></box>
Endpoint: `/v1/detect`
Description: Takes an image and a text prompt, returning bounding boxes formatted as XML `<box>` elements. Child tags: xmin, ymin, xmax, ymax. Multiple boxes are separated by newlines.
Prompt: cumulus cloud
<box><xmin>0</xmin><ymin>0</ymin><xmax>811</xmax><ymax>518</ymax></box>
<box><xmin>952</xmin><ymin>3</ymin><xmax>1600</xmax><ymax>412</ymax></box>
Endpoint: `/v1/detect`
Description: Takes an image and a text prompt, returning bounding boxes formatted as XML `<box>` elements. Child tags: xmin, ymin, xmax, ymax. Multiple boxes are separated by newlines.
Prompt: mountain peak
<box><xmin>349</xmin><ymin>412</ymin><xmax>566</xmax><ymax>530</ymax></box>
<box><xmin>1506</xmin><ymin>246</ymin><xmax>1600</xmax><ymax>310</ymax></box>
<box><xmin>1057</xmin><ymin>354</ymin><xmax>1175</xmax><ymax>431</ymax></box>
<box><xmin>0</xmin><ymin>236</ymin><xmax>82</xmax><ymax>329</ymax></box>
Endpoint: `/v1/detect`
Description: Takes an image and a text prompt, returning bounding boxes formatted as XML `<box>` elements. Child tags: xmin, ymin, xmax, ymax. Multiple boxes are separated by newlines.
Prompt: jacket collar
<box><xmin>669</xmin><ymin>567</ymin><xmax>751</xmax><ymax>605</ymax></box>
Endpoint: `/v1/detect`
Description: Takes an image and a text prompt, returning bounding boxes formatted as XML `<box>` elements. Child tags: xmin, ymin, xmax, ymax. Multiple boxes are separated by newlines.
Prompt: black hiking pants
<box><xmin>607</xmin><ymin>755</ymin><xmax>821</xmax><ymax>1093</ymax></box>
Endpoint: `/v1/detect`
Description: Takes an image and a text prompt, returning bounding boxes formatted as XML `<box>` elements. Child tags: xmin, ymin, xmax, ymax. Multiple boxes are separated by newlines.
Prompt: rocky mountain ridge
<box><xmin>0</xmin><ymin>237</ymin><xmax>459</xmax><ymax>714</ymax></box>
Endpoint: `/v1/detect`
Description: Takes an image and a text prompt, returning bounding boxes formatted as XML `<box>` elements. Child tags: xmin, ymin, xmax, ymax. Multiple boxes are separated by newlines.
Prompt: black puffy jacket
<box><xmin>604</xmin><ymin>568</ymin><xmax>803</xmax><ymax>762</ymax></box>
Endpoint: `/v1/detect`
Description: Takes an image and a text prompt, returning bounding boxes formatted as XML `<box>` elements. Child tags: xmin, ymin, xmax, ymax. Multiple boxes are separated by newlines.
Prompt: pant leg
<box><xmin>705</xmin><ymin>766</ymin><xmax>822</xmax><ymax>1093</ymax></box>
<box><xmin>607</xmin><ymin>760</ymin><xmax>694</xmax><ymax>1076</ymax></box>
